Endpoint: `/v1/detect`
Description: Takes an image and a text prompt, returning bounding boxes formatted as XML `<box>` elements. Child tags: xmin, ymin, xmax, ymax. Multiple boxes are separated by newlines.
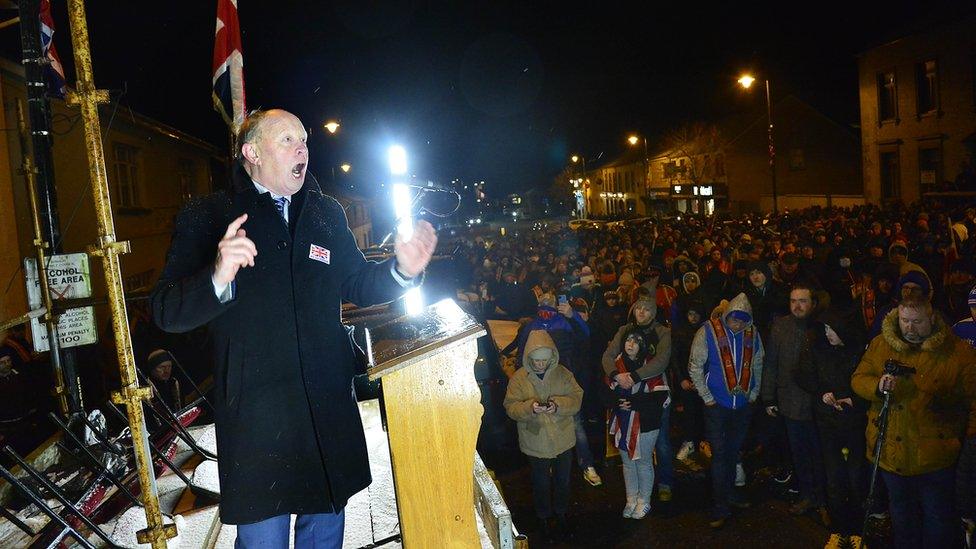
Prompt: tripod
<box><xmin>858</xmin><ymin>389</ymin><xmax>894</xmax><ymax>549</ymax></box>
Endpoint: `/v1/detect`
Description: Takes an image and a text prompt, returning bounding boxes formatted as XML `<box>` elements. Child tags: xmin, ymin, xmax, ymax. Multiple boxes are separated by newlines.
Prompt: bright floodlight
<box><xmin>628</xmin><ymin>135</ymin><xmax>639</xmax><ymax>146</ymax></box>
<box><xmin>340</xmin><ymin>163</ymin><xmax>351</xmax><ymax>173</ymax></box>
<box><xmin>392</xmin><ymin>183</ymin><xmax>413</xmax><ymax>241</ymax></box>
<box><xmin>404</xmin><ymin>287</ymin><xmax>424</xmax><ymax>316</ymax></box>
<box><xmin>388</xmin><ymin>145</ymin><xmax>408</xmax><ymax>176</ymax></box>
<box><xmin>571</xmin><ymin>155</ymin><xmax>579</xmax><ymax>163</ymax></box>
<box><xmin>324</xmin><ymin>120</ymin><xmax>340</xmax><ymax>134</ymax></box>
<box><xmin>737</xmin><ymin>75</ymin><xmax>756</xmax><ymax>89</ymax></box>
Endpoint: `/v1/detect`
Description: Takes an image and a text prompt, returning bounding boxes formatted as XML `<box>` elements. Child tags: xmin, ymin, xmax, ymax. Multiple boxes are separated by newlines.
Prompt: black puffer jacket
<box><xmin>796</xmin><ymin>307</ymin><xmax>868</xmax><ymax>430</ymax></box>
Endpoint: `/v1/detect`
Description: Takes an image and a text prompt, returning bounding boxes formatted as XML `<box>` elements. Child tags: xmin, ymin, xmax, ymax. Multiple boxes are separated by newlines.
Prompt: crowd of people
<box><xmin>455</xmin><ymin>201</ymin><xmax>976</xmax><ymax>546</ymax></box>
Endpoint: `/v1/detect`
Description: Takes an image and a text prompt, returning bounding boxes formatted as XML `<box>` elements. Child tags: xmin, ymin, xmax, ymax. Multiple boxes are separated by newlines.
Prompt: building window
<box><xmin>879</xmin><ymin>150</ymin><xmax>900</xmax><ymax>200</ymax></box>
<box><xmin>877</xmin><ymin>71</ymin><xmax>897</xmax><ymax>123</ymax></box>
<box><xmin>918</xmin><ymin>146</ymin><xmax>942</xmax><ymax>193</ymax></box>
<box><xmin>112</xmin><ymin>143</ymin><xmax>140</xmax><ymax>207</ymax></box>
<box><xmin>789</xmin><ymin>148</ymin><xmax>805</xmax><ymax>171</ymax></box>
<box><xmin>915</xmin><ymin>59</ymin><xmax>938</xmax><ymax>115</ymax></box>
<box><xmin>177</xmin><ymin>158</ymin><xmax>195</xmax><ymax>203</ymax></box>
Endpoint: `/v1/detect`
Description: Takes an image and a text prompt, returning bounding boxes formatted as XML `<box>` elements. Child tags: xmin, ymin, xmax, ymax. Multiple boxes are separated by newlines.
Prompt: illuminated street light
<box><xmin>737</xmin><ymin>74</ymin><xmax>756</xmax><ymax>89</ymax></box>
<box><xmin>737</xmin><ymin>72</ymin><xmax>778</xmax><ymax>212</ymax></box>
<box><xmin>570</xmin><ymin>154</ymin><xmax>587</xmax><ymax>219</ymax></box>
<box><xmin>628</xmin><ymin>134</ymin><xmax>649</xmax><ymax>206</ymax></box>
<box><xmin>340</xmin><ymin>163</ymin><xmax>351</xmax><ymax>173</ymax></box>
<box><xmin>323</xmin><ymin>120</ymin><xmax>340</xmax><ymax>134</ymax></box>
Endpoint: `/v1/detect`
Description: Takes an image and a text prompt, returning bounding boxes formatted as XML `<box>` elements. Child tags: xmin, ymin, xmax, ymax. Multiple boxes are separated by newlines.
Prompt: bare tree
<box><xmin>664</xmin><ymin>122</ymin><xmax>723</xmax><ymax>186</ymax></box>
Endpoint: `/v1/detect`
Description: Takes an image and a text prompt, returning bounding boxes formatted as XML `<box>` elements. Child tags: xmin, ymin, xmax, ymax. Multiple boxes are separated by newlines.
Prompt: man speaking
<box><xmin>151</xmin><ymin>109</ymin><xmax>436</xmax><ymax>547</ymax></box>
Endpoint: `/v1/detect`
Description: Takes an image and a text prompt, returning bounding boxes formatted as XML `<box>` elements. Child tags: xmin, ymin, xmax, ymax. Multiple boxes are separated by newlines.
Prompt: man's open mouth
<box><xmin>291</xmin><ymin>163</ymin><xmax>306</xmax><ymax>178</ymax></box>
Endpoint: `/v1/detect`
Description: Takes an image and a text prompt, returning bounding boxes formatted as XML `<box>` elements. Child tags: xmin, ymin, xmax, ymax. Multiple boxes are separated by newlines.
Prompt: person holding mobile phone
<box><xmin>503</xmin><ymin>330</ymin><xmax>583</xmax><ymax>543</ymax></box>
<box><xmin>795</xmin><ymin>307</ymin><xmax>867</xmax><ymax>535</ymax></box>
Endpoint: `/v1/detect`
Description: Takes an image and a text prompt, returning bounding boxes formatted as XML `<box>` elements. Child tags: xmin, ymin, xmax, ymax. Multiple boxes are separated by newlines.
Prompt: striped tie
<box><xmin>273</xmin><ymin>196</ymin><xmax>289</xmax><ymax>226</ymax></box>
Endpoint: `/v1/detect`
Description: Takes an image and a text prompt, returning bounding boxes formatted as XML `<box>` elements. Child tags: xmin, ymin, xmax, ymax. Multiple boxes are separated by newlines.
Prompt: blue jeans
<box><xmin>655</xmin><ymin>403</ymin><xmax>674</xmax><ymax>488</ymax></box>
<box><xmin>784</xmin><ymin>417</ymin><xmax>825</xmax><ymax>506</ymax></box>
<box><xmin>705</xmin><ymin>403</ymin><xmax>753</xmax><ymax>518</ymax></box>
<box><xmin>528</xmin><ymin>449</ymin><xmax>573</xmax><ymax>519</ymax></box>
<box><xmin>881</xmin><ymin>467</ymin><xmax>959</xmax><ymax>549</ymax></box>
<box><xmin>236</xmin><ymin>510</ymin><xmax>345</xmax><ymax>549</ymax></box>
<box><xmin>621</xmin><ymin>430</ymin><xmax>660</xmax><ymax>503</ymax></box>
<box><xmin>574</xmin><ymin>413</ymin><xmax>594</xmax><ymax>468</ymax></box>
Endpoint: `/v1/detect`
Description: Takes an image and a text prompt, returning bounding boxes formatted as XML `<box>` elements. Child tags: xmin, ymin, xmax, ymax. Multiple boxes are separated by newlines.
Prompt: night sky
<box><xmin>7</xmin><ymin>0</ymin><xmax>975</xmax><ymax>198</ymax></box>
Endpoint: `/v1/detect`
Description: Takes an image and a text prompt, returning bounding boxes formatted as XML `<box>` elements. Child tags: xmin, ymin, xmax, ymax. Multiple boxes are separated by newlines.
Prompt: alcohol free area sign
<box><xmin>24</xmin><ymin>253</ymin><xmax>98</xmax><ymax>352</ymax></box>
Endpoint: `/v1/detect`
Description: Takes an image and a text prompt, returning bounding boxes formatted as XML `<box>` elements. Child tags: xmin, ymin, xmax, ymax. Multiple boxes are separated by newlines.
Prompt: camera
<box><xmin>883</xmin><ymin>359</ymin><xmax>917</xmax><ymax>377</ymax></box>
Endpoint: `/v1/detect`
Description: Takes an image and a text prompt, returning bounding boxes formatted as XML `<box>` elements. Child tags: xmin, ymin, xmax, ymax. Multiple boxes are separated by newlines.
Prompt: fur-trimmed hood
<box><xmin>880</xmin><ymin>307</ymin><xmax>949</xmax><ymax>353</ymax></box>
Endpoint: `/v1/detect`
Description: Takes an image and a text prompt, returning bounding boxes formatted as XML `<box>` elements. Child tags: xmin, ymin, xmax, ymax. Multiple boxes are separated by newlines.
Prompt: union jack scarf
<box><xmin>607</xmin><ymin>355</ymin><xmax>669</xmax><ymax>460</ymax></box>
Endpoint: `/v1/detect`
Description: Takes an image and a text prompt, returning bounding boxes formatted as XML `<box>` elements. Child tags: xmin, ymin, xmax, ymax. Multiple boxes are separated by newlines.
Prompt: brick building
<box><xmin>0</xmin><ymin>58</ymin><xmax>223</xmax><ymax>326</ymax></box>
<box><xmin>857</xmin><ymin>17</ymin><xmax>976</xmax><ymax>203</ymax></box>
<box><xmin>648</xmin><ymin>95</ymin><xmax>862</xmax><ymax>214</ymax></box>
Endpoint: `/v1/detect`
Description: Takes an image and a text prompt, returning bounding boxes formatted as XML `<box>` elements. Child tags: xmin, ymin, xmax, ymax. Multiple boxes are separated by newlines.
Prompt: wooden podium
<box><xmin>366</xmin><ymin>298</ymin><xmax>519</xmax><ymax>548</ymax></box>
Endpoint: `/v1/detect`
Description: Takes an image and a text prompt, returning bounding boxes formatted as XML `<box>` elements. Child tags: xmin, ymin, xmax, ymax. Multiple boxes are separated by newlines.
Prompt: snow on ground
<box><xmin>174</xmin><ymin>506</ymin><xmax>220</xmax><ymax>549</ymax></box>
<box><xmin>191</xmin><ymin>460</ymin><xmax>220</xmax><ymax>494</ymax></box>
<box><xmin>210</xmin><ymin>399</ymin><xmax>498</xmax><ymax>548</ymax></box>
<box><xmin>360</xmin><ymin>399</ymin><xmax>400</xmax><ymax>545</ymax></box>
<box><xmin>109</xmin><ymin>507</ymin><xmax>185</xmax><ymax>549</ymax></box>
<box><xmin>174</xmin><ymin>424</ymin><xmax>217</xmax><ymax>457</ymax></box>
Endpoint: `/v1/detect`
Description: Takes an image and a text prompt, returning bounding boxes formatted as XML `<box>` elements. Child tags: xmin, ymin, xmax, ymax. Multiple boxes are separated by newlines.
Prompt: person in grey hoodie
<box><xmin>688</xmin><ymin>292</ymin><xmax>764</xmax><ymax>528</ymax></box>
<box><xmin>504</xmin><ymin>329</ymin><xmax>583</xmax><ymax>541</ymax></box>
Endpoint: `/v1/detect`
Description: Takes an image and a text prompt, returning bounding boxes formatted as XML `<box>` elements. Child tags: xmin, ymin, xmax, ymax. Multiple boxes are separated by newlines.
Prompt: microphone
<box><xmin>404</xmin><ymin>181</ymin><xmax>461</xmax><ymax>218</ymax></box>
<box><xmin>403</xmin><ymin>181</ymin><xmax>459</xmax><ymax>195</ymax></box>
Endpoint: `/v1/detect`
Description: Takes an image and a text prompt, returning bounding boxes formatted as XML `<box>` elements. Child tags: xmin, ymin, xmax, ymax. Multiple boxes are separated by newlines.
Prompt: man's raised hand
<box><xmin>214</xmin><ymin>214</ymin><xmax>257</xmax><ymax>286</ymax></box>
<box><xmin>394</xmin><ymin>220</ymin><xmax>437</xmax><ymax>278</ymax></box>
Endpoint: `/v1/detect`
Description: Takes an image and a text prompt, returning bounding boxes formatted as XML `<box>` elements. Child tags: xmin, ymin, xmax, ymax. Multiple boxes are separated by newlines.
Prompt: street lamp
<box><xmin>627</xmin><ymin>133</ymin><xmax>649</xmax><ymax>206</ymax></box>
<box><xmin>340</xmin><ymin>163</ymin><xmax>351</xmax><ymax>173</ymax></box>
<box><xmin>738</xmin><ymin>73</ymin><xmax>778</xmax><ymax>213</ymax></box>
<box><xmin>571</xmin><ymin>154</ymin><xmax>588</xmax><ymax>219</ymax></box>
<box><xmin>323</xmin><ymin>120</ymin><xmax>340</xmax><ymax>134</ymax></box>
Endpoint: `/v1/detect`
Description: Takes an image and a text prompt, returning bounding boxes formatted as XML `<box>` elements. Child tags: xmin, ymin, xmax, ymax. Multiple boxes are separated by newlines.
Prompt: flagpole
<box><xmin>213</xmin><ymin>0</ymin><xmax>245</xmax><ymax>188</ymax></box>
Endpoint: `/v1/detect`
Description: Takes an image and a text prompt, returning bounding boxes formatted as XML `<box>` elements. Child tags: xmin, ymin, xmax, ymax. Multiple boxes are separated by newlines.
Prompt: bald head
<box><xmin>237</xmin><ymin>109</ymin><xmax>309</xmax><ymax>196</ymax></box>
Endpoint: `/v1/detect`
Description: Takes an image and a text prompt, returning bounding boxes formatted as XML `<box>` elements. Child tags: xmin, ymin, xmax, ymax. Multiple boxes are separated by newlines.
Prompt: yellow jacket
<box><xmin>504</xmin><ymin>330</ymin><xmax>583</xmax><ymax>459</ymax></box>
<box><xmin>852</xmin><ymin>309</ymin><xmax>976</xmax><ymax>475</ymax></box>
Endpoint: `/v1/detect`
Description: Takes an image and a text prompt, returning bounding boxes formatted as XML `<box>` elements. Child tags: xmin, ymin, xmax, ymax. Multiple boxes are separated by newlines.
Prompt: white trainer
<box><xmin>622</xmin><ymin>499</ymin><xmax>638</xmax><ymax>518</ymax></box>
<box><xmin>631</xmin><ymin>499</ymin><xmax>651</xmax><ymax>519</ymax></box>
<box><xmin>583</xmin><ymin>466</ymin><xmax>603</xmax><ymax>486</ymax></box>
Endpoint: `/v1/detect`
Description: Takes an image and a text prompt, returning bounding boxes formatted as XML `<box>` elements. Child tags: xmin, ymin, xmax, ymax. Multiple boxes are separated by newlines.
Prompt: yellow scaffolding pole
<box><xmin>64</xmin><ymin>0</ymin><xmax>175</xmax><ymax>546</ymax></box>
<box><xmin>13</xmin><ymin>99</ymin><xmax>70</xmax><ymax>415</ymax></box>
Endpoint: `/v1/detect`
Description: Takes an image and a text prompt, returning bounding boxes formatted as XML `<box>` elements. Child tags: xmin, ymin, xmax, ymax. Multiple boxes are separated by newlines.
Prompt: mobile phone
<box><xmin>558</xmin><ymin>294</ymin><xmax>568</xmax><ymax>306</ymax></box>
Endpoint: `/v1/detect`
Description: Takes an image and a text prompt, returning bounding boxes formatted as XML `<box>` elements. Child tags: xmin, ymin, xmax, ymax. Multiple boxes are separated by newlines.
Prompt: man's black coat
<box><xmin>151</xmin><ymin>165</ymin><xmax>405</xmax><ymax>524</ymax></box>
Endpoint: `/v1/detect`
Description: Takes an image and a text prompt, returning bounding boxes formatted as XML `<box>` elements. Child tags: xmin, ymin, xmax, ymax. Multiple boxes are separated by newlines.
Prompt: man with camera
<box><xmin>852</xmin><ymin>295</ymin><xmax>976</xmax><ymax>548</ymax></box>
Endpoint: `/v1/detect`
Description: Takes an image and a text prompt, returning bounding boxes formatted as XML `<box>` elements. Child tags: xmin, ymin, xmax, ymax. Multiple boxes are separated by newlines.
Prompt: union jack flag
<box><xmin>212</xmin><ymin>0</ymin><xmax>246</xmax><ymax>132</ymax></box>
<box><xmin>39</xmin><ymin>0</ymin><xmax>65</xmax><ymax>98</ymax></box>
